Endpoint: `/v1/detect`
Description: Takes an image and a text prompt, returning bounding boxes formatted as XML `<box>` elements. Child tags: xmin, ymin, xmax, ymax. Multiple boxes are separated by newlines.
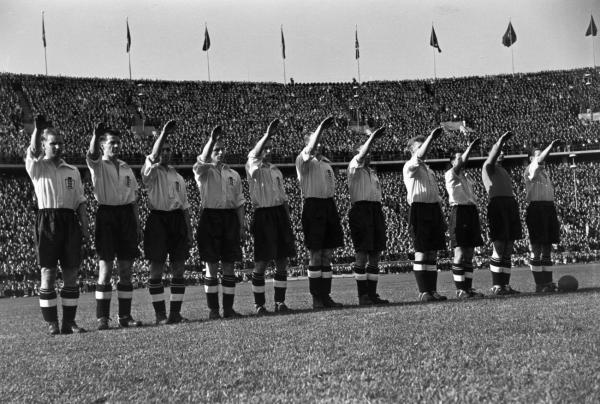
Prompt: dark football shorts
<box><xmin>95</xmin><ymin>204</ymin><xmax>139</xmax><ymax>261</ymax></box>
<box><xmin>408</xmin><ymin>202</ymin><xmax>446</xmax><ymax>252</ymax></box>
<box><xmin>449</xmin><ymin>204</ymin><xmax>484</xmax><ymax>248</ymax></box>
<box><xmin>197</xmin><ymin>208</ymin><xmax>242</xmax><ymax>263</ymax></box>
<box><xmin>35</xmin><ymin>208</ymin><xmax>82</xmax><ymax>268</ymax></box>
<box><xmin>144</xmin><ymin>209</ymin><xmax>190</xmax><ymax>263</ymax></box>
<box><xmin>487</xmin><ymin>196</ymin><xmax>523</xmax><ymax>242</ymax></box>
<box><xmin>301</xmin><ymin>198</ymin><xmax>344</xmax><ymax>250</ymax></box>
<box><xmin>251</xmin><ymin>204</ymin><xmax>296</xmax><ymax>262</ymax></box>
<box><xmin>349</xmin><ymin>201</ymin><xmax>386</xmax><ymax>253</ymax></box>
<box><xmin>526</xmin><ymin>201</ymin><xmax>560</xmax><ymax>244</ymax></box>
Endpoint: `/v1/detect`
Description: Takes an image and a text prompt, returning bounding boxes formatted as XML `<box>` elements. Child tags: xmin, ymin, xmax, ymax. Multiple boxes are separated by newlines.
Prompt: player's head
<box><xmin>211</xmin><ymin>140</ymin><xmax>226</xmax><ymax>164</ymax></box>
<box><xmin>406</xmin><ymin>136</ymin><xmax>425</xmax><ymax>157</ymax></box>
<box><xmin>260</xmin><ymin>139</ymin><xmax>273</xmax><ymax>162</ymax></box>
<box><xmin>304</xmin><ymin>134</ymin><xmax>324</xmax><ymax>157</ymax></box>
<box><xmin>161</xmin><ymin>141</ymin><xmax>173</xmax><ymax>165</ymax></box>
<box><xmin>450</xmin><ymin>152</ymin><xmax>462</xmax><ymax>169</ymax></box>
<box><xmin>529</xmin><ymin>147</ymin><xmax>542</xmax><ymax>163</ymax></box>
<box><xmin>42</xmin><ymin>128</ymin><xmax>63</xmax><ymax>160</ymax></box>
<box><xmin>100</xmin><ymin>129</ymin><xmax>121</xmax><ymax>159</ymax></box>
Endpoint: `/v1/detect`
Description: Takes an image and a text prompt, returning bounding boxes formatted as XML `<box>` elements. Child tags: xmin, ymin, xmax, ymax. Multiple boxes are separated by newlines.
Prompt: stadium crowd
<box><xmin>2</xmin><ymin>158</ymin><xmax>600</xmax><ymax>297</ymax></box>
<box><xmin>1</xmin><ymin>67</ymin><xmax>600</xmax><ymax>165</ymax></box>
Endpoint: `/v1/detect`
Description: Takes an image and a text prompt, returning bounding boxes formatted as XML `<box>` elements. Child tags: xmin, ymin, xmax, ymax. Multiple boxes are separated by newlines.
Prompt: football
<box><xmin>558</xmin><ymin>275</ymin><xmax>578</xmax><ymax>292</ymax></box>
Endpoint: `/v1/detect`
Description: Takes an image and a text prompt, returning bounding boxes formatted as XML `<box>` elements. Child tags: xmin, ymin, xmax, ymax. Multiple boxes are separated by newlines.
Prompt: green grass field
<box><xmin>1</xmin><ymin>264</ymin><xmax>600</xmax><ymax>403</ymax></box>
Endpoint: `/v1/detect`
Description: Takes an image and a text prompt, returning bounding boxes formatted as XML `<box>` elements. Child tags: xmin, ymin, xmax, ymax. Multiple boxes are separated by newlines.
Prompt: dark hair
<box><xmin>41</xmin><ymin>128</ymin><xmax>59</xmax><ymax>140</ymax></box>
<box><xmin>528</xmin><ymin>146</ymin><xmax>541</xmax><ymax>157</ymax></box>
<box><xmin>101</xmin><ymin>129</ymin><xmax>120</xmax><ymax>142</ymax></box>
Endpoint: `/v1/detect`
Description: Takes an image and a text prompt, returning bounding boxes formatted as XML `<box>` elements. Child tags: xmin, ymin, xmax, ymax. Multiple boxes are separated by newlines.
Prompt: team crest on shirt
<box><xmin>175</xmin><ymin>181</ymin><xmax>180</xmax><ymax>192</ymax></box>
<box><xmin>65</xmin><ymin>177</ymin><xmax>74</xmax><ymax>189</ymax></box>
<box><xmin>327</xmin><ymin>169</ymin><xmax>333</xmax><ymax>178</ymax></box>
<box><xmin>229</xmin><ymin>177</ymin><xmax>234</xmax><ymax>186</ymax></box>
<box><xmin>125</xmin><ymin>175</ymin><xmax>131</xmax><ymax>187</ymax></box>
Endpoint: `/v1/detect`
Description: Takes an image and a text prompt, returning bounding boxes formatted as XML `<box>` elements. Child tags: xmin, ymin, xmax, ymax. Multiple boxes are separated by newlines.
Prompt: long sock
<box><xmin>148</xmin><ymin>278</ymin><xmax>166</xmax><ymax>316</ymax></box>
<box><xmin>95</xmin><ymin>283</ymin><xmax>112</xmax><ymax>319</ymax></box>
<box><xmin>489</xmin><ymin>257</ymin><xmax>503</xmax><ymax>286</ymax></box>
<box><xmin>353</xmin><ymin>265</ymin><xmax>368</xmax><ymax>297</ymax></box>
<box><xmin>307</xmin><ymin>266</ymin><xmax>322</xmax><ymax>297</ymax></box>
<box><xmin>501</xmin><ymin>260</ymin><xmax>512</xmax><ymax>286</ymax></box>
<box><xmin>39</xmin><ymin>288</ymin><xmax>58</xmax><ymax>323</ymax></box>
<box><xmin>60</xmin><ymin>286</ymin><xmax>79</xmax><ymax>323</ymax></box>
<box><xmin>321</xmin><ymin>266</ymin><xmax>333</xmax><ymax>297</ymax></box>
<box><xmin>221</xmin><ymin>275</ymin><xmax>236</xmax><ymax>310</ymax></box>
<box><xmin>452</xmin><ymin>263</ymin><xmax>466</xmax><ymax>291</ymax></box>
<box><xmin>252</xmin><ymin>272</ymin><xmax>266</xmax><ymax>307</ymax></box>
<box><xmin>117</xmin><ymin>283</ymin><xmax>134</xmax><ymax>318</ymax></box>
<box><xmin>169</xmin><ymin>277</ymin><xmax>185</xmax><ymax>315</ymax></box>
<box><xmin>529</xmin><ymin>258</ymin><xmax>543</xmax><ymax>285</ymax></box>
<box><xmin>366</xmin><ymin>264</ymin><xmax>379</xmax><ymax>297</ymax></box>
<box><xmin>204</xmin><ymin>276</ymin><xmax>219</xmax><ymax>310</ymax></box>
<box><xmin>425</xmin><ymin>261</ymin><xmax>438</xmax><ymax>292</ymax></box>
<box><xmin>413</xmin><ymin>261</ymin><xmax>427</xmax><ymax>293</ymax></box>
<box><xmin>541</xmin><ymin>258</ymin><xmax>554</xmax><ymax>284</ymax></box>
<box><xmin>273</xmin><ymin>271</ymin><xmax>287</xmax><ymax>303</ymax></box>
<box><xmin>463</xmin><ymin>262</ymin><xmax>474</xmax><ymax>290</ymax></box>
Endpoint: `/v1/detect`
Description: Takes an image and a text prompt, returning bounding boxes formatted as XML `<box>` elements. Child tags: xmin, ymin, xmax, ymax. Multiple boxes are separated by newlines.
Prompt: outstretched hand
<box><xmin>318</xmin><ymin>116</ymin><xmax>336</xmax><ymax>131</ymax></box>
<box><xmin>210</xmin><ymin>125</ymin><xmax>223</xmax><ymax>140</ymax></box>
<box><xmin>371</xmin><ymin>126</ymin><xmax>386</xmax><ymax>139</ymax></box>
<box><xmin>162</xmin><ymin>119</ymin><xmax>177</xmax><ymax>135</ymax></box>
<box><xmin>93</xmin><ymin>122</ymin><xmax>106</xmax><ymax>137</ymax></box>
<box><xmin>469</xmin><ymin>137</ymin><xmax>481</xmax><ymax>149</ymax></box>
<box><xmin>550</xmin><ymin>139</ymin><xmax>563</xmax><ymax>148</ymax></box>
<box><xmin>499</xmin><ymin>131</ymin><xmax>513</xmax><ymax>144</ymax></box>
<box><xmin>266</xmin><ymin>118</ymin><xmax>281</xmax><ymax>136</ymax></box>
<box><xmin>430</xmin><ymin>126</ymin><xmax>444</xmax><ymax>139</ymax></box>
<box><xmin>34</xmin><ymin>114</ymin><xmax>47</xmax><ymax>131</ymax></box>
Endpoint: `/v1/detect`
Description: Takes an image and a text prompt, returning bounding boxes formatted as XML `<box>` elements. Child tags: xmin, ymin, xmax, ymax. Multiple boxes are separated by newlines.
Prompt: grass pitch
<box><xmin>1</xmin><ymin>264</ymin><xmax>600</xmax><ymax>403</ymax></box>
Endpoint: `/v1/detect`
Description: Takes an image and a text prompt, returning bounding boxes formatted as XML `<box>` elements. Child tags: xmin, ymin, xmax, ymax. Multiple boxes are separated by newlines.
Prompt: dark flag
<box><xmin>281</xmin><ymin>27</ymin><xmax>286</xmax><ymax>59</ymax></box>
<box><xmin>42</xmin><ymin>13</ymin><xmax>46</xmax><ymax>48</ymax></box>
<box><xmin>203</xmin><ymin>26</ymin><xmax>211</xmax><ymax>51</ymax></box>
<box><xmin>502</xmin><ymin>21</ymin><xmax>517</xmax><ymax>47</ymax></box>
<box><xmin>586</xmin><ymin>15</ymin><xmax>597</xmax><ymax>37</ymax></box>
<box><xmin>126</xmin><ymin>20</ymin><xmax>131</xmax><ymax>53</ymax></box>
<box><xmin>430</xmin><ymin>26</ymin><xmax>441</xmax><ymax>52</ymax></box>
<box><xmin>355</xmin><ymin>28</ymin><xmax>359</xmax><ymax>60</ymax></box>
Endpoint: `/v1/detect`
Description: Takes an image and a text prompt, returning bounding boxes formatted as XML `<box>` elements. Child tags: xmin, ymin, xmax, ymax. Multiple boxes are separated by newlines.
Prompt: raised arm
<box><xmin>250</xmin><ymin>119</ymin><xmax>280</xmax><ymax>156</ymax></box>
<box><xmin>150</xmin><ymin>119</ymin><xmax>176</xmax><ymax>162</ymax></box>
<box><xmin>453</xmin><ymin>138</ymin><xmax>481</xmax><ymax>175</ymax></box>
<box><xmin>484</xmin><ymin>131</ymin><xmax>513</xmax><ymax>168</ymax></box>
<box><xmin>536</xmin><ymin>139</ymin><xmax>560</xmax><ymax>164</ymax></box>
<box><xmin>416</xmin><ymin>126</ymin><xmax>444</xmax><ymax>159</ymax></box>
<box><xmin>30</xmin><ymin>114</ymin><xmax>47</xmax><ymax>154</ymax></box>
<box><xmin>356</xmin><ymin>126</ymin><xmax>386</xmax><ymax>163</ymax></box>
<box><xmin>305</xmin><ymin>116</ymin><xmax>335</xmax><ymax>155</ymax></box>
<box><xmin>198</xmin><ymin>125</ymin><xmax>223</xmax><ymax>163</ymax></box>
<box><xmin>88</xmin><ymin>122</ymin><xmax>106</xmax><ymax>159</ymax></box>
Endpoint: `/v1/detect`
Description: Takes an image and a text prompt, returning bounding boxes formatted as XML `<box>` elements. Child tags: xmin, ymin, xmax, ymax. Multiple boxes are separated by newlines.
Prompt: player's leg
<box><xmin>462</xmin><ymin>248</ymin><xmax>482</xmax><ymax>297</ymax></box>
<box><xmin>96</xmin><ymin>259</ymin><xmax>114</xmax><ymax>329</ymax></box>
<box><xmin>413</xmin><ymin>251</ymin><xmax>430</xmax><ymax>301</ymax></box>
<box><xmin>353</xmin><ymin>251</ymin><xmax>369</xmax><ymax>304</ymax></box>
<box><xmin>501</xmin><ymin>241</ymin><xmax>519</xmax><ymax>293</ymax></box>
<box><xmin>221</xmin><ymin>261</ymin><xmax>240</xmax><ymax>318</ymax></box>
<box><xmin>453</xmin><ymin>247</ymin><xmax>468</xmax><ymax>297</ymax></box>
<box><xmin>39</xmin><ymin>266</ymin><xmax>59</xmax><ymax>334</ymax></box>
<box><xmin>35</xmin><ymin>211</ymin><xmax>60</xmax><ymax>334</ymax></box>
<box><xmin>490</xmin><ymin>240</ymin><xmax>505</xmax><ymax>294</ymax></box>
<box><xmin>308</xmin><ymin>249</ymin><xmax>323</xmax><ymax>308</ymax></box>
<box><xmin>425</xmin><ymin>250</ymin><xmax>446</xmax><ymax>300</ymax></box>
<box><xmin>252</xmin><ymin>261</ymin><xmax>268</xmax><ymax>314</ymax></box>
<box><xmin>116</xmin><ymin>259</ymin><xmax>142</xmax><ymax>327</ymax></box>
<box><xmin>366</xmin><ymin>251</ymin><xmax>388</xmax><ymax>304</ymax></box>
<box><xmin>529</xmin><ymin>242</ymin><xmax>544</xmax><ymax>291</ymax></box>
<box><xmin>321</xmin><ymin>248</ymin><xmax>342</xmax><ymax>307</ymax></box>
<box><xmin>204</xmin><ymin>261</ymin><xmax>221</xmax><ymax>319</ymax></box>
<box><xmin>167</xmin><ymin>260</ymin><xmax>188</xmax><ymax>323</ymax></box>
<box><xmin>540</xmin><ymin>243</ymin><xmax>556</xmax><ymax>291</ymax></box>
<box><xmin>273</xmin><ymin>257</ymin><xmax>290</xmax><ymax>312</ymax></box>
<box><xmin>60</xmin><ymin>267</ymin><xmax>85</xmax><ymax>334</ymax></box>
<box><xmin>148</xmin><ymin>261</ymin><xmax>167</xmax><ymax>324</ymax></box>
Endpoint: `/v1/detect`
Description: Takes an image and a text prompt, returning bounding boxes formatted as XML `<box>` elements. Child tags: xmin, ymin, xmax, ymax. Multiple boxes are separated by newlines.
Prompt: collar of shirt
<box><xmin>102</xmin><ymin>156</ymin><xmax>128</xmax><ymax>167</ymax></box>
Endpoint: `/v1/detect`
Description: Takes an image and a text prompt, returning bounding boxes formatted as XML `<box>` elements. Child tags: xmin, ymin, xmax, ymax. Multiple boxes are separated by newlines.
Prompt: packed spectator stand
<box><xmin>1</xmin><ymin>68</ymin><xmax>600</xmax><ymax>296</ymax></box>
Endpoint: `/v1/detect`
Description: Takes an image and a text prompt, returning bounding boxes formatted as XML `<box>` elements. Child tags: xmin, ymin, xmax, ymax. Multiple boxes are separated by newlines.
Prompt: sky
<box><xmin>1</xmin><ymin>0</ymin><xmax>599</xmax><ymax>83</ymax></box>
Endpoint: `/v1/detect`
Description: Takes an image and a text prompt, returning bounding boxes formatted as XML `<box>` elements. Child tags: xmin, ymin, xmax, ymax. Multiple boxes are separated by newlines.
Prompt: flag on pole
<box><xmin>42</xmin><ymin>13</ymin><xmax>46</xmax><ymax>48</ymax></box>
<box><xmin>281</xmin><ymin>26</ymin><xmax>286</xmax><ymax>59</ymax></box>
<box><xmin>126</xmin><ymin>20</ymin><xmax>131</xmax><ymax>53</ymax></box>
<box><xmin>586</xmin><ymin>15</ymin><xmax>597</xmax><ymax>36</ymax></box>
<box><xmin>430</xmin><ymin>26</ymin><xmax>441</xmax><ymax>52</ymax></box>
<box><xmin>355</xmin><ymin>28</ymin><xmax>360</xmax><ymax>59</ymax></box>
<box><xmin>502</xmin><ymin>21</ymin><xmax>517</xmax><ymax>47</ymax></box>
<box><xmin>202</xmin><ymin>26</ymin><xmax>211</xmax><ymax>51</ymax></box>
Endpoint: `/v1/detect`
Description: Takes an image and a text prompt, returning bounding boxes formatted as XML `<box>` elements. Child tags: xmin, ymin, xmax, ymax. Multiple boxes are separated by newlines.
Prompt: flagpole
<box><xmin>283</xmin><ymin>59</ymin><xmax>287</xmax><ymax>85</ymax></box>
<box><xmin>128</xmin><ymin>52</ymin><xmax>132</xmax><ymax>81</ymax></box>
<box><xmin>511</xmin><ymin>47</ymin><xmax>515</xmax><ymax>75</ymax></box>
<box><xmin>432</xmin><ymin>47</ymin><xmax>437</xmax><ymax>80</ymax></box>
<box><xmin>42</xmin><ymin>11</ymin><xmax>48</xmax><ymax>75</ymax></box>
<box><xmin>206</xmin><ymin>51</ymin><xmax>211</xmax><ymax>82</ymax></box>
